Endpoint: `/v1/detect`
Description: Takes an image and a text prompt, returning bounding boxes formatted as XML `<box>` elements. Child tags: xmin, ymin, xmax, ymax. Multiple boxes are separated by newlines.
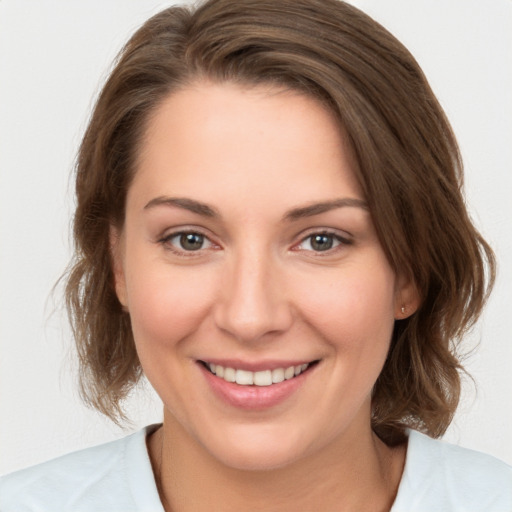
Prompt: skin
<box><xmin>112</xmin><ymin>82</ymin><xmax>419</xmax><ymax>511</ymax></box>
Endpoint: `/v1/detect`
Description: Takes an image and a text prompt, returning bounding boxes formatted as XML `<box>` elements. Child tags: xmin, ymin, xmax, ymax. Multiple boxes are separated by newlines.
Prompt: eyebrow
<box><xmin>143</xmin><ymin>196</ymin><xmax>368</xmax><ymax>220</ymax></box>
<box><xmin>144</xmin><ymin>196</ymin><xmax>219</xmax><ymax>217</ymax></box>
<box><xmin>283</xmin><ymin>198</ymin><xmax>368</xmax><ymax>221</ymax></box>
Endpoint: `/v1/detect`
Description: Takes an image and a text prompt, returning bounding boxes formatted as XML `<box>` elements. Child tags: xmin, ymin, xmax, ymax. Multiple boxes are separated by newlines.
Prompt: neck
<box><xmin>147</xmin><ymin>410</ymin><xmax>406</xmax><ymax>512</ymax></box>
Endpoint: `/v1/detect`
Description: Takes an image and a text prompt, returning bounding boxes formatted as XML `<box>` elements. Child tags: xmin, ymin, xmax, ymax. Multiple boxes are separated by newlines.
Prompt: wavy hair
<box><xmin>65</xmin><ymin>0</ymin><xmax>495</xmax><ymax>443</ymax></box>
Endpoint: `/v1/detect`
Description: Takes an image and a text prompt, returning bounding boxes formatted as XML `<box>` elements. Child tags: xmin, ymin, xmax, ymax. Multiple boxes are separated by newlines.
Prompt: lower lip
<box><xmin>199</xmin><ymin>364</ymin><xmax>314</xmax><ymax>410</ymax></box>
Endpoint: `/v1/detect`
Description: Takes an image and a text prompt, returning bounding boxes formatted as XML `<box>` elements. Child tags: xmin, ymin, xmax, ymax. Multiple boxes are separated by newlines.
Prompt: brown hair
<box><xmin>66</xmin><ymin>0</ymin><xmax>495</xmax><ymax>443</ymax></box>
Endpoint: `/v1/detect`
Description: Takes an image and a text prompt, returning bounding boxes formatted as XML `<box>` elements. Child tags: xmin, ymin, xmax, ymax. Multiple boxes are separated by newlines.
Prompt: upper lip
<box><xmin>198</xmin><ymin>358</ymin><xmax>318</xmax><ymax>372</ymax></box>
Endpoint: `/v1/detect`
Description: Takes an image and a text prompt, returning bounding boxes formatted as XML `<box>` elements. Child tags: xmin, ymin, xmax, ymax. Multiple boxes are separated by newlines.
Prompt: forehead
<box><xmin>130</xmin><ymin>82</ymin><xmax>364</xmax><ymax>211</ymax></box>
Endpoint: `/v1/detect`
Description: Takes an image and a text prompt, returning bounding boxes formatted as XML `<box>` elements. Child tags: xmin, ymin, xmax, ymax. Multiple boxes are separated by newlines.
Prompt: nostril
<box><xmin>213</xmin><ymin>301</ymin><xmax>294</xmax><ymax>343</ymax></box>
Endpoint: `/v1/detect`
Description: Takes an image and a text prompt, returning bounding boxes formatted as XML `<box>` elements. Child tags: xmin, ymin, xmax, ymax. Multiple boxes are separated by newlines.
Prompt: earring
<box><xmin>401</xmin><ymin>305</ymin><xmax>406</xmax><ymax>314</ymax></box>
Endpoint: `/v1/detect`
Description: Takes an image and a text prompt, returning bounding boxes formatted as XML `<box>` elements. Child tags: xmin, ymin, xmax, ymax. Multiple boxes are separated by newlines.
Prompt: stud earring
<box><xmin>401</xmin><ymin>305</ymin><xmax>406</xmax><ymax>314</ymax></box>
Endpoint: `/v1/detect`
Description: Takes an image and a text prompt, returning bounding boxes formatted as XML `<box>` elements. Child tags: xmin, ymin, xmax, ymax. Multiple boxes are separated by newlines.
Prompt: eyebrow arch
<box><xmin>284</xmin><ymin>198</ymin><xmax>368</xmax><ymax>221</ymax></box>
<box><xmin>144</xmin><ymin>196</ymin><xmax>219</xmax><ymax>218</ymax></box>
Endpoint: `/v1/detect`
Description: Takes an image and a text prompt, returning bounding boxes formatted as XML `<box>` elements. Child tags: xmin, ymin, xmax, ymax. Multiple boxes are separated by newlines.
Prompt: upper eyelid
<box><xmin>156</xmin><ymin>226</ymin><xmax>352</xmax><ymax>248</ymax></box>
<box><xmin>291</xmin><ymin>228</ymin><xmax>353</xmax><ymax>252</ymax></box>
<box><xmin>159</xmin><ymin>226</ymin><xmax>216</xmax><ymax>241</ymax></box>
<box><xmin>295</xmin><ymin>227</ymin><xmax>353</xmax><ymax>242</ymax></box>
<box><xmin>158</xmin><ymin>230</ymin><xmax>219</xmax><ymax>257</ymax></box>
<box><xmin>158</xmin><ymin>228</ymin><xmax>218</xmax><ymax>251</ymax></box>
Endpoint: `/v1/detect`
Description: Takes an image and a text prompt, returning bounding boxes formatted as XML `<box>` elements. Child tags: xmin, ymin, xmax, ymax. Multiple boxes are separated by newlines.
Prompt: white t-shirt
<box><xmin>1</xmin><ymin>425</ymin><xmax>511</xmax><ymax>511</ymax></box>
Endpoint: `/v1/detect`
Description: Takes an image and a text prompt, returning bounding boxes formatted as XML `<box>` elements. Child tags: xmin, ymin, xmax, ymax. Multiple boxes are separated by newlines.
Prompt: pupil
<box><xmin>311</xmin><ymin>234</ymin><xmax>333</xmax><ymax>251</ymax></box>
<box><xmin>180</xmin><ymin>233</ymin><xmax>203</xmax><ymax>251</ymax></box>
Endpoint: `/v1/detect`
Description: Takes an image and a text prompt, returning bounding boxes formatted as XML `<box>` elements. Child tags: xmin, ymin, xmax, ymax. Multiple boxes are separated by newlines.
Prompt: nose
<box><xmin>214</xmin><ymin>248</ymin><xmax>293</xmax><ymax>343</ymax></box>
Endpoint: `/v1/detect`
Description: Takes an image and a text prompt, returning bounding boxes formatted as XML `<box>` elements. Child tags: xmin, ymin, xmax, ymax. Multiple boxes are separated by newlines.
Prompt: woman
<box><xmin>1</xmin><ymin>0</ymin><xmax>511</xmax><ymax>510</ymax></box>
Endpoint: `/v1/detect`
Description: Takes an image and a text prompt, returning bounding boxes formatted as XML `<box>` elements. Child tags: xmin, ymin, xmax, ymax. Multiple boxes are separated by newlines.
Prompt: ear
<box><xmin>109</xmin><ymin>225</ymin><xmax>128</xmax><ymax>310</ymax></box>
<box><xmin>394</xmin><ymin>273</ymin><xmax>420</xmax><ymax>320</ymax></box>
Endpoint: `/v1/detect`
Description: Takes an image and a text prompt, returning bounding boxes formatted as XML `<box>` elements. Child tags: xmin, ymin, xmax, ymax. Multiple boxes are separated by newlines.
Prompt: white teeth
<box><xmin>253</xmin><ymin>370</ymin><xmax>272</xmax><ymax>386</ymax></box>
<box><xmin>224</xmin><ymin>367</ymin><xmax>236</xmax><ymax>383</ymax></box>
<box><xmin>206</xmin><ymin>362</ymin><xmax>311</xmax><ymax>386</ymax></box>
<box><xmin>272</xmin><ymin>368</ymin><xmax>285</xmax><ymax>383</ymax></box>
<box><xmin>235</xmin><ymin>369</ymin><xmax>254</xmax><ymax>385</ymax></box>
<box><xmin>284</xmin><ymin>366</ymin><xmax>295</xmax><ymax>380</ymax></box>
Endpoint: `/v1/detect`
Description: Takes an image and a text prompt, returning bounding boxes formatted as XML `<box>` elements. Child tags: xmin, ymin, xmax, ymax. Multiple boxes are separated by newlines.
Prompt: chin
<box><xmin>201</xmin><ymin>424</ymin><xmax>316</xmax><ymax>472</ymax></box>
<box><xmin>213</xmin><ymin>444</ymin><xmax>302</xmax><ymax>472</ymax></box>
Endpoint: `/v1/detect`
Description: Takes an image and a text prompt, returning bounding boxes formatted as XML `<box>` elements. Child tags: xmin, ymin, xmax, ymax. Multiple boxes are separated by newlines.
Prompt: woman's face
<box><xmin>113</xmin><ymin>82</ymin><xmax>416</xmax><ymax>470</ymax></box>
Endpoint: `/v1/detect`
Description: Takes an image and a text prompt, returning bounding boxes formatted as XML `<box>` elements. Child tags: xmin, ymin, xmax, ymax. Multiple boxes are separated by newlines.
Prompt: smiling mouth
<box><xmin>200</xmin><ymin>361</ymin><xmax>319</xmax><ymax>387</ymax></box>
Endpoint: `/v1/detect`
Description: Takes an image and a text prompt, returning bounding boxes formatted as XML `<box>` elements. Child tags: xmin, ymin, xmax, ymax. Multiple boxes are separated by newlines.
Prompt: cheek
<box><xmin>124</xmin><ymin>258</ymin><xmax>217</xmax><ymax>351</ymax></box>
<box><xmin>294</xmin><ymin>261</ymin><xmax>397</xmax><ymax>350</ymax></box>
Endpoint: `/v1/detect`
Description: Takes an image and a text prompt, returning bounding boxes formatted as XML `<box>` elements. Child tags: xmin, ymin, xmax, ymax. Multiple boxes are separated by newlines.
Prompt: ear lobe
<box><xmin>109</xmin><ymin>226</ymin><xmax>128</xmax><ymax>309</ymax></box>
<box><xmin>394</xmin><ymin>274</ymin><xmax>420</xmax><ymax>320</ymax></box>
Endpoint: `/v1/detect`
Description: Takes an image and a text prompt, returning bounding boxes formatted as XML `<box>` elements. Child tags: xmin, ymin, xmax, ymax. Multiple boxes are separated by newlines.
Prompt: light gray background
<box><xmin>1</xmin><ymin>0</ymin><xmax>511</xmax><ymax>474</ymax></box>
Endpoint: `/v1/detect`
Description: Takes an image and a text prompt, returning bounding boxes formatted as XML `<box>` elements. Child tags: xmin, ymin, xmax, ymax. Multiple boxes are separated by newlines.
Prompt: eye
<box><xmin>162</xmin><ymin>231</ymin><xmax>215</xmax><ymax>252</ymax></box>
<box><xmin>296</xmin><ymin>232</ymin><xmax>350</xmax><ymax>252</ymax></box>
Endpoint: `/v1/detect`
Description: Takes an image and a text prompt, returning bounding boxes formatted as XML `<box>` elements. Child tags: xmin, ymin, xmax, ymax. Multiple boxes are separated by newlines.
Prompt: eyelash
<box><xmin>158</xmin><ymin>229</ymin><xmax>352</xmax><ymax>257</ymax></box>
<box><xmin>293</xmin><ymin>230</ymin><xmax>352</xmax><ymax>255</ymax></box>
<box><xmin>158</xmin><ymin>229</ymin><xmax>218</xmax><ymax>257</ymax></box>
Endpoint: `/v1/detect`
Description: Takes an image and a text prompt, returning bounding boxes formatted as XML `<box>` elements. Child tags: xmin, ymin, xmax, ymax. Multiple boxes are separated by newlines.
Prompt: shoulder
<box><xmin>0</xmin><ymin>425</ymin><xmax>163</xmax><ymax>512</ymax></box>
<box><xmin>392</xmin><ymin>430</ymin><xmax>512</xmax><ymax>512</ymax></box>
